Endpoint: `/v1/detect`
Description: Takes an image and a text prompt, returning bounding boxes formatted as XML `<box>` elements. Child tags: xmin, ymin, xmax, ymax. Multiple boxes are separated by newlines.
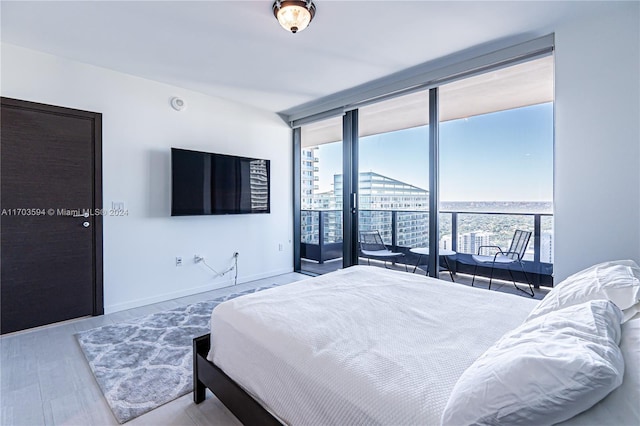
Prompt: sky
<box><xmin>314</xmin><ymin>103</ymin><xmax>553</xmax><ymax>202</ymax></box>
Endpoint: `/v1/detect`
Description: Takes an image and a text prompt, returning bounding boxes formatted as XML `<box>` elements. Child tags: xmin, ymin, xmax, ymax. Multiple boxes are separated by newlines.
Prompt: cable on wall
<box><xmin>196</xmin><ymin>252</ymin><xmax>239</xmax><ymax>286</ymax></box>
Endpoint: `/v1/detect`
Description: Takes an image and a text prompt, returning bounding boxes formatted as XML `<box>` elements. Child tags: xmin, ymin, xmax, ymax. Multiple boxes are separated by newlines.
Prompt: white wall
<box><xmin>3</xmin><ymin>1</ymin><xmax>639</xmax><ymax>297</ymax></box>
<box><xmin>1</xmin><ymin>44</ymin><xmax>293</xmax><ymax>313</ymax></box>
<box><xmin>554</xmin><ymin>3</ymin><xmax>640</xmax><ymax>280</ymax></box>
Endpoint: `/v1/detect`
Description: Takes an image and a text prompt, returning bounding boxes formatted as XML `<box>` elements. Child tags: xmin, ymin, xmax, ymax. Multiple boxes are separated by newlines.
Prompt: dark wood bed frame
<box><xmin>193</xmin><ymin>334</ymin><xmax>282</xmax><ymax>425</ymax></box>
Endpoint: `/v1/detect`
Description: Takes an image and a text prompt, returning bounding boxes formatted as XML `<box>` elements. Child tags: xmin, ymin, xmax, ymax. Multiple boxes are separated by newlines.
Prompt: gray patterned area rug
<box><xmin>75</xmin><ymin>285</ymin><xmax>277</xmax><ymax>423</ymax></box>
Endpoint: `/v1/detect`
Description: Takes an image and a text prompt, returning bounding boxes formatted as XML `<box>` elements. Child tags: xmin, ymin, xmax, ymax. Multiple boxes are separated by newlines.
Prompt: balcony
<box><xmin>300</xmin><ymin>209</ymin><xmax>554</xmax><ymax>287</ymax></box>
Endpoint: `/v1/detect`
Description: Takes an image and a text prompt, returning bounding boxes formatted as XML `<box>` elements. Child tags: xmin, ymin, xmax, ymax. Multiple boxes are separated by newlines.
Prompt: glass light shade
<box><xmin>274</xmin><ymin>1</ymin><xmax>315</xmax><ymax>33</ymax></box>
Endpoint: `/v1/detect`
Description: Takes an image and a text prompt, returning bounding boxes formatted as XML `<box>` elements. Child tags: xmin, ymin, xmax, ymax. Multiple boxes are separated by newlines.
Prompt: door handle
<box><xmin>83</xmin><ymin>221</ymin><xmax>90</xmax><ymax>228</ymax></box>
<box><xmin>73</xmin><ymin>212</ymin><xmax>90</xmax><ymax>218</ymax></box>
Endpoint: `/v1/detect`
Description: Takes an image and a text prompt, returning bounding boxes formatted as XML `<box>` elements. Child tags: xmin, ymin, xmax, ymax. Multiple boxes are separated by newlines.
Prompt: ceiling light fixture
<box><xmin>272</xmin><ymin>0</ymin><xmax>316</xmax><ymax>34</ymax></box>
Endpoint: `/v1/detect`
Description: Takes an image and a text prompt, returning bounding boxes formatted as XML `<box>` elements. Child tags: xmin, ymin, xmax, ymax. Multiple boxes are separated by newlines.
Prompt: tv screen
<box><xmin>171</xmin><ymin>148</ymin><xmax>270</xmax><ymax>216</ymax></box>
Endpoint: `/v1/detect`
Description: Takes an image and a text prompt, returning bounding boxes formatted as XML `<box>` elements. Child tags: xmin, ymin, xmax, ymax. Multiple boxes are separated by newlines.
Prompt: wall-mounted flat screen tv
<box><xmin>171</xmin><ymin>148</ymin><xmax>270</xmax><ymax>216</ymax></box>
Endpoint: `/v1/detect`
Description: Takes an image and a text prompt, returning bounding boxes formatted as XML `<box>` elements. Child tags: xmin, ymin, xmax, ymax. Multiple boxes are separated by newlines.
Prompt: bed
<box><xmin>194</xmin><ymin>263</ymin><xmax>640</xmax><ymax>425</ymax></box>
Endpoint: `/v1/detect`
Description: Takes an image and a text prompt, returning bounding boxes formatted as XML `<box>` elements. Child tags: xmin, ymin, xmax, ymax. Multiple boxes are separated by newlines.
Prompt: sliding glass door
<box><xmin>297</xmin><ymin>116</ymin><xmax>343</xmax><ymax>275</ymax></box>
<box><xmin>293</xmin><ymin>54</ymin><xmax>554</xmax><ymax>284</ymax></box>
<box><xmin>357</xmin><ymin>91</ymin><xmax>431</xmax><ymax>272</ymax></box>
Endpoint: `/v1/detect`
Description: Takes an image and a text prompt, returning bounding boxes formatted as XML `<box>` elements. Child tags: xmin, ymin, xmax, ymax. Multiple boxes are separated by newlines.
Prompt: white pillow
<box><xmin>441</xmin><ymin>300</ymin><xmax>625</xmax><ymax>426</ymax></box>
<box><xmin>526</xmin><ymin>260</ymin><xmax>640</xmax><ymax>323</ymax></box>
<box><xmin>558</xmin><ymin>312</ymin><xmax>640</xmax><ymax>425</ymax></box>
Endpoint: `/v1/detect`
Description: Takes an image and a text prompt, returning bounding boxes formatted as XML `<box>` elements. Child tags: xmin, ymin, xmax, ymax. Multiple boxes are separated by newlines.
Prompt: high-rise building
<box><xmin>336</xmin><ymin>172</ymin><xmax>428</xmax><ymax>211</ymax></box>
<box><xmin>441</xmin><ymin>234</ymin><xmax>453</xmax><ymax>250</ymax></box>
<box><xmin>300</xmin><ymin>155</ymin><xmax>553</xmax><ymax>265</ymax></box>
<box><xmin>540</xmin><ymin>231</ymin><xmax>554</xmax><ymax>263</ymax></box>
<box><xmin>301</xmin><ymin>148</ymin><xmax>320</xmax><ymax>244</ymax></box>
<box><xmin>301</xmin><ymin>147</ymin><xmax>318</xmax><ymax>210</ymax></box>
<box><xmin>457</xmin><ymin>231</ymin><xmax>493</xmax><ymax>254</ymax></box>
<box><xmin>330</xmin><ymin>172</ymin><xmax>430</xmax><ymax>247</ymax></box>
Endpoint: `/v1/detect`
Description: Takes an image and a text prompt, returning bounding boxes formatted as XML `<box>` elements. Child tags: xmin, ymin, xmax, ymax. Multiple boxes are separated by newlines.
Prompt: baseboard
<box><xmin>104</xmin><ymin>266</ymin><xmax>294</xmax><ymax>314</ymax></box>
<box><xmin>235</xmin><ymin>266</ymin><xmax>294</xmax><ymax>286</ymax></box>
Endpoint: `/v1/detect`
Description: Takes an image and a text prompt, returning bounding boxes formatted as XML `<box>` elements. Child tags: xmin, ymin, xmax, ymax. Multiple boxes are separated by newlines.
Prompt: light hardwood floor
<box><xmin>1</xmin><ymin>266</ymin><xmax>547</xmax><ymax>426</ymax></box>
<box><xmin>0</xmin><ymin>272</ymin><xmax>309</xmax><ymax>426</ymax></box>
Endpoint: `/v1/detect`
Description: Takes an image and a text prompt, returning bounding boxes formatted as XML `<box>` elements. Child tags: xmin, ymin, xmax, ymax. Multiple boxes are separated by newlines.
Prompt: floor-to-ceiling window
<box><xmin>292</xmin><ymin>38</ymin><xmax>554</xmax><ymax>283</ymax></box>
<box><xmin>439</xmin><ymin>56</ymin><xmax>554</xmax><ymax>284</ymax></box>
<box><xmin>298</xmin><ymin>116</ymin><xmax>343</xmax><ymax>274</ymax></box>
<box><xmin>357</xmin><ymin>91</ymin><xmax>430</xmax><ymax>271</ymax></box>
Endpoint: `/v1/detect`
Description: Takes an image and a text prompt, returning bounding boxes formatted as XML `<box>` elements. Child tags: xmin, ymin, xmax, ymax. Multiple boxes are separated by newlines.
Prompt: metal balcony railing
<box><xmin>300</xmin><ymin>209</ymin><xmax>554</xmax><ymax>287</ymax></box>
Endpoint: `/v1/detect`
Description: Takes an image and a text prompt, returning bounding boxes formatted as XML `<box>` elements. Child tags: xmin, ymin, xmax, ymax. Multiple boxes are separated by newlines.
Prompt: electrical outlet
<box><xmin>278</xmin><ymin>243</ymin><xmax>283</xmax><ymax>252</ymax></box>
<box><xmin>175</xmin><ymin>256</ymin><xmax>183</xmax><ymax>266</ymax></box>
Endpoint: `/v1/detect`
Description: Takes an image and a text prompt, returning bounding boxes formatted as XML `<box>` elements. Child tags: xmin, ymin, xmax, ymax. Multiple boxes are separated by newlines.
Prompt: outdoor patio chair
<box><xmin>471</xmin><ymin>229</ymin><xmax>534</xmax><ymax>297</ymax></box>
<box><xmin>359</xmin><ymin>230</ymin><xmax>407</xmax><ymax>271</ymax></box>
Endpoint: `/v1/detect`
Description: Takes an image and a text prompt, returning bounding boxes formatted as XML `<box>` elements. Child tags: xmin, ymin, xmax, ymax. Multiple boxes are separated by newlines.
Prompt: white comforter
<box><xmin>208</xmin><ymin>265</ymin><xmax>538</xmax><ymax>425</ymax></box>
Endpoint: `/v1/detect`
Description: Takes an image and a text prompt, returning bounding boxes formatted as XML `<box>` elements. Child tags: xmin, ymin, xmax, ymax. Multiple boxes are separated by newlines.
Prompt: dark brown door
<box><xmin>1</xmin><ymin>97</ymin><xmax>103</xmax><ymax>334</ymax></box>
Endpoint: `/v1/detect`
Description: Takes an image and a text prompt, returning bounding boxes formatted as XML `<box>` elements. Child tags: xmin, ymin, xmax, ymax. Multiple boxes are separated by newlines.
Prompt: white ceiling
<box><xmin>0</xmin><ymin>1</ymin><xmax>610</xmax><ymax>114</ymax></box>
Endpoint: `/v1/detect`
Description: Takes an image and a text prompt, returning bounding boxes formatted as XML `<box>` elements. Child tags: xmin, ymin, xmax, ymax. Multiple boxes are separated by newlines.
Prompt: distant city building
<box><xmin>441</xmin><ymin>234</ymin><xmax>453</xmax><ymax>250</ymax></box>
<box><xmin>337</xmin><ymin>172</ymin><xmax>428</xmax><ymax>212</ymax></box>
<box><xmin>541</xmin><ymin>231</ymin><xmax>554</xmax><ymax>263</ymax></box>
<box><xmin>300</xmin><ymin>153</ymin><xmax>553</xmax><ymax>264</ymax></box>
<box><xmin>301</xmin><ymin>148</ymin><xmax>318</xmax><ymax>210</ymax></box>
<box><xmin>301</xmin><ymin>148</ymin><xmax>319</xmax><ymax>244</ymax></box>
<box><xmin>457</xmin><ymin>231</ymin><xmax>493</xmax><ymax>254</ymax></box>
<box><xmin>302</xmin><ymin>171</ymin><xmax>429</xmax><ymax>247</ymax></box>
<box><xmin>312</xmin><ymin>191</ymin><xmax>334</xmax><ymax>210</ymax></box>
